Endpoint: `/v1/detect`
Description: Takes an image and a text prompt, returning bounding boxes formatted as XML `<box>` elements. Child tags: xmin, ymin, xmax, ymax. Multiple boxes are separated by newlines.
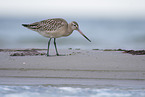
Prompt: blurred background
<box><xmin>0</xmin><ymin>0</ymin><xmax>145</xmax><ymax>50</ymax></box>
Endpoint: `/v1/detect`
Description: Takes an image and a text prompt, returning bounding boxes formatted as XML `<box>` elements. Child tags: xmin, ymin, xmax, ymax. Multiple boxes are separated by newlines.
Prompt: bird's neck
<box><xmin>62</xmin><ymin>23</ymin><xmax>73</xmax><ymax>37</ymax></box>
<box><xmin>67</xmin><ymin>23</ymin><xmax>73</xmax><ymax>34</ymax></box>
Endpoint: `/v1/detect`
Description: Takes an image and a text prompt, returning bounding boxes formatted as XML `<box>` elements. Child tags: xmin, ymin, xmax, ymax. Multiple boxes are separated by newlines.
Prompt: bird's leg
<box><xmin>54</xmin><ymin>38</ymin><xmax>59</xmax><ymax>56</ymax></box>
<box><xmin>47</xmin><ymin>38</ymin><xmax>52</xmax><ymax>56</ymax></box>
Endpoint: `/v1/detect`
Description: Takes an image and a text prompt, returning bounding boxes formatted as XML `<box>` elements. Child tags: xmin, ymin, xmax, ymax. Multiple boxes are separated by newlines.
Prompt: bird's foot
<box><xmin>46</xmin><ymin>54</ymin><xmax>65</xmax><ymax>57</ymax></box>
<box><xmin>56</xmin><ymin>54</ymin><xmax>65</xmax><ymax>56</ymax></box>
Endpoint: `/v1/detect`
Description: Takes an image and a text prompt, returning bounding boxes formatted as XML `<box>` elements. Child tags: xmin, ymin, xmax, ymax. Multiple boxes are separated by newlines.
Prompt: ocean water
<box><xmin>0</xmin><ymin>85</ymin><xmax>145</xmax><ymax>97</ymax></box>
<box><xmin>0</xmin><ymin>18</ymin><xmax>145</xmax><ymax>50</ymax></box>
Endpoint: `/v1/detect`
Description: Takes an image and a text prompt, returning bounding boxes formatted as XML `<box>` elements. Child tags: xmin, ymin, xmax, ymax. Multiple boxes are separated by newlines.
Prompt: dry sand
<box><xmin>0</xmin><ymin>49</ymin><xmax>145</xmax><ymax>88</ymax></box>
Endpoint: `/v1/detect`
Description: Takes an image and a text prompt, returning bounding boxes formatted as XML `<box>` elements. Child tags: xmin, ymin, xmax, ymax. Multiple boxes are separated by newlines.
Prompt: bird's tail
<box><xmin>22</xmin><ymin>24</ymin><xmax>29</xmax><ymax>27</ymax></box>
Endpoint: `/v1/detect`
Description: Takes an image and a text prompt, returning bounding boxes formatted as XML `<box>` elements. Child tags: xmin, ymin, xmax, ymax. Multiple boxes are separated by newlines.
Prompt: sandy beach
<box><xmin>0</xmin><ymin>49</ymin><xmax>145</xmax><ymax>88</ymax></box>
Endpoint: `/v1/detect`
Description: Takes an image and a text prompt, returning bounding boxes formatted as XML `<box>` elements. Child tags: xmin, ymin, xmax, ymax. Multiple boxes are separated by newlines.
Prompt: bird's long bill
<box><xmin>77</xmin><ymin>29</ymin><xmax>91</xmax><ymax>42</ymax></box>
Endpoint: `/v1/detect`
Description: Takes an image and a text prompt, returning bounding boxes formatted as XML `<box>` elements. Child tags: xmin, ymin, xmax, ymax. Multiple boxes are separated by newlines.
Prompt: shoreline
<box><xmin>0</xmin><ymin>49</ymin><xmax>145</xmax><ymax>87</ymax></box>
<box><xmin>0</xmin><ymin>48</ymin><xmax>145</xmax><ymax>56</ymax></box>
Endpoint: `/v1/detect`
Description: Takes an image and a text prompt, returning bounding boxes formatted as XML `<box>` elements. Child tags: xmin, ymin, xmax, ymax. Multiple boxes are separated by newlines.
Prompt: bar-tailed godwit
<box><xmin>22</xmin><ymin>18</ymin><xmax>91</xmax><ymax>56</ymax></box>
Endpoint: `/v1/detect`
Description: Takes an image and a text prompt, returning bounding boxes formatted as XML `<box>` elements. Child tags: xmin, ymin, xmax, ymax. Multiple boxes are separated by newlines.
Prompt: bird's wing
<box><xmin>28</xmin><ymin>18</ymin><xmax>67</xmax><ymax>31</ymax></box>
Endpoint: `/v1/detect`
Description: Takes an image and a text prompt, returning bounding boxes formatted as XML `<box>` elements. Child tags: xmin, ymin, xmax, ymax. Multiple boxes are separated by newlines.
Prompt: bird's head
<box><xmin>70</xmin><ymin>21</ymin><xmax>79</xmax><ymax>30</ymax></box>
<box><xmin>70</xmin><ymin>21</ymin><xmax>91</xmax><ymax>42</ymax></box>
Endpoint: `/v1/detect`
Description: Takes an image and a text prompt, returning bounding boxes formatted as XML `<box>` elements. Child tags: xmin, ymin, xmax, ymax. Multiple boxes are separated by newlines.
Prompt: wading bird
<box><xmin>22</xmin><ymin>18</ymin><xmax>91</xmax><ymax>56</ymax></box>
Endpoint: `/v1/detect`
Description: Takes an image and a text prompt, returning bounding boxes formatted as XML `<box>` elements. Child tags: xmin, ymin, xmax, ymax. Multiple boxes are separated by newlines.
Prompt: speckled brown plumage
<box><xmin>22</xmin><ymin>18</ymin><xmax>67</xmax><ymax>32</ymax></box>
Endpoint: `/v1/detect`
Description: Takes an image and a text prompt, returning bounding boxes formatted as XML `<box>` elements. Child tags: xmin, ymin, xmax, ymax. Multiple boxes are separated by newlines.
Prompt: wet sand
<box><xmin>0</xmin><ymin>49</ymin><xmax>145</xmax><ymax>88</ymax></box>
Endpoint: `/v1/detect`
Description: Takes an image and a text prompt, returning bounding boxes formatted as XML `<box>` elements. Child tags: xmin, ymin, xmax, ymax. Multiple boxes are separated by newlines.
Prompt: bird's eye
<box><xmin>74</xmin><ymin>25</ymin><xmax>77</xmax><ymax>27</ymax></box>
